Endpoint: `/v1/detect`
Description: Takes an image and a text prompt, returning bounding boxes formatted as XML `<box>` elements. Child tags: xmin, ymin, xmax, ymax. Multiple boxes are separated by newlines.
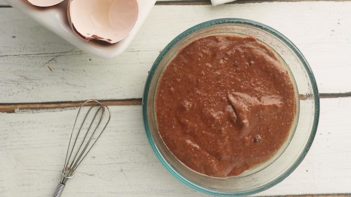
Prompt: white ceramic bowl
<box><xmin>7</xmin><ymin>0</ymin><xmax>156</xmax><ymax>58</ymax></box>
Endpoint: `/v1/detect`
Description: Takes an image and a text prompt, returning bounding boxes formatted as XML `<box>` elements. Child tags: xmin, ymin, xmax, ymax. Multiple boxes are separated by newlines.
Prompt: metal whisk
<box><xmin>53</xmin><ymin>100</ymin><xmax>111</xmax><ymax>197</ymax></box>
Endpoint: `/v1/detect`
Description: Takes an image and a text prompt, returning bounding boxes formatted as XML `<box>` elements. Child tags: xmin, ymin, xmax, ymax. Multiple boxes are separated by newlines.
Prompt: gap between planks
<box><xmin>0</xmin><ymin>92</ymin><xmax>350</xmax><ymax>113</ymax></box>
<box><xmin>0</xmin><ymin>99</ymin><xmax>142</xmax><ymax>113</ymax></box>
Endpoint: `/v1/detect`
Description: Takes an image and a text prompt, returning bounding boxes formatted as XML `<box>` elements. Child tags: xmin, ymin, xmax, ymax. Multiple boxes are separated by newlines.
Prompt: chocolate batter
<box><xmin>156</xmin><ymin>35</ymin><xmax>297</xmax><ymax>177</ymax></box>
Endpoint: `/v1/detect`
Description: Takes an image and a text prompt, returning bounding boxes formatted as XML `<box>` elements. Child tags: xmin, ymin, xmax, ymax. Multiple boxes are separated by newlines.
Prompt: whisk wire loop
<box><xmin>54</xmin><ymin>100</ymin><xmax>111</xmax><ymax>196</ymax></box>
<box><xmin>68</xmin><ymin>106</ymin><xmax>103</xmax><ymax>173</ymax></box>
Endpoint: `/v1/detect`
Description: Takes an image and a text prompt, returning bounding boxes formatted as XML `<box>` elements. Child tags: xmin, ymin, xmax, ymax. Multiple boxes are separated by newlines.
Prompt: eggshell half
<box><xmin>68</xmin><ymin>0</ymin><xmax>139</xmax><ymax>44</ymax></box>
<box><xmin>26</xmin><ymin>0</ymin><xmax>65</xmax><ymax>7</ymax></box>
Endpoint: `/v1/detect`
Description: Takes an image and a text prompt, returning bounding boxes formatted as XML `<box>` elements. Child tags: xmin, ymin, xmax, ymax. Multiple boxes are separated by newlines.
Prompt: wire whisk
<box><xmin>53</xmin><ymin>100</ymin><xmax>111</xmax><ymax>197</ymax></box>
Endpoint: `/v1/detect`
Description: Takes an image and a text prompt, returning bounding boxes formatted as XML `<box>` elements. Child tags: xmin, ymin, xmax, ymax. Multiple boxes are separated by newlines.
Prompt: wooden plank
<box><xmin>0</xmin><ymin>105</ymin><xmax>199</xmax><ymax>197</ymax></box>
<box><xmin>0</xmin><ymin>0</ymin><xmax>8</xmax><ymax>6</ymax></box>
<box><xmin>0</xmin><ymin>2</ymin><xmax>351</xmax><ymax>103</ymax></box>
<box><xmin>0</xmin><ymin>98</ymin><xmax>350</xmax><ymax>196</ymax></box>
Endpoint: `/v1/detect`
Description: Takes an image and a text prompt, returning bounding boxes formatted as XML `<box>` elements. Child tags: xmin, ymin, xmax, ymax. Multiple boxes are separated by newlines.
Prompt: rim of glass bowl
<box><xmin>142</xmin><ymin>18</ymin><xmax>320</xmax><ymax>196</ymax></box>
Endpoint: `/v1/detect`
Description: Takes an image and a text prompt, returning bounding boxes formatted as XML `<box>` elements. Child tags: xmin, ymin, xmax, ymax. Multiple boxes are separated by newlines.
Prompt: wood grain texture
<box><xmin>0</xmin><ymin>2</ymin><xmax>351</xmax><ymax>103</ymax></box>
<box><xmin>0</xmin><ymin>98</ymin><xmax>350</xmax><ymax>196</ymax></box>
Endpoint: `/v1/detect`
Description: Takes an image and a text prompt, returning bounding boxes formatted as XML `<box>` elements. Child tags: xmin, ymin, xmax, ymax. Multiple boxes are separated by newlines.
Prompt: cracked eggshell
<box><xmin>68</xmin><ymin>0</ymin><xmax>139</xmax><ymax>44</ymax></box>
<box><xmin>26</xmin><ymin>0</ymin><xmax>65</xmax><ymax>7</ymax></box>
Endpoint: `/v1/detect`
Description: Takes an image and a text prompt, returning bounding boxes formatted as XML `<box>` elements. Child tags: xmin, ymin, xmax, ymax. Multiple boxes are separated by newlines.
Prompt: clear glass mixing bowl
<box><xmin>143</xmin><ymin>18</ymin><xmax>320</xmax><ymax>196</ymax></box>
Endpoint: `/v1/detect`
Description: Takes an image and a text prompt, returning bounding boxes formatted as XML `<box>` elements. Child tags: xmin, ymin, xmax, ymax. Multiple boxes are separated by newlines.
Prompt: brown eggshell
<box><xmin>68</xmin><ymin>0</ymin><xmax>139</xmax><ymax>44</ymax></box>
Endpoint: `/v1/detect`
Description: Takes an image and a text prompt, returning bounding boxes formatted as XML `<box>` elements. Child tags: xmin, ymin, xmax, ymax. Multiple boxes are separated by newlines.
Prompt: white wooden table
<box><xmin>0</xmin><ymin>0</ymin><xmax>350</xmax><ymax>196</ymax></box>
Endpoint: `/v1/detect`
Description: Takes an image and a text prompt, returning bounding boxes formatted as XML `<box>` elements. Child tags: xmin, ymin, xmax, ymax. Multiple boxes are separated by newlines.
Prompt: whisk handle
<box><xmin>53</xmin><ymin>183</ymin><xmax>65</xmax><ymax>197</ymax></box>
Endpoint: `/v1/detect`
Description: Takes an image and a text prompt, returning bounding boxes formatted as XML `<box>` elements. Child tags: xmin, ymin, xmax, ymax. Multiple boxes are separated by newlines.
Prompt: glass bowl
<box><xmin>142</xmin><ymin>18</ymin><xmax>320</xmax><ymax>196</ymax></box>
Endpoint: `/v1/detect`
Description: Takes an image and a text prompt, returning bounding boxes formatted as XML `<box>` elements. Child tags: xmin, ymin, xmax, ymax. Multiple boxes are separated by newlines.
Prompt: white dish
<box><xmin>7</xmin><ymin>0</ymin><xmax>156</xmax><ymax>58</ymax></box>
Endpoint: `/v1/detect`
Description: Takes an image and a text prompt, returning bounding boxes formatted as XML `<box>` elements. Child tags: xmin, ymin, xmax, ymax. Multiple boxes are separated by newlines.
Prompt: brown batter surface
<box><xmin>156</xmin><ymin>35</ymin><xmax>297</xmax><ymax>177</ymax></box>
